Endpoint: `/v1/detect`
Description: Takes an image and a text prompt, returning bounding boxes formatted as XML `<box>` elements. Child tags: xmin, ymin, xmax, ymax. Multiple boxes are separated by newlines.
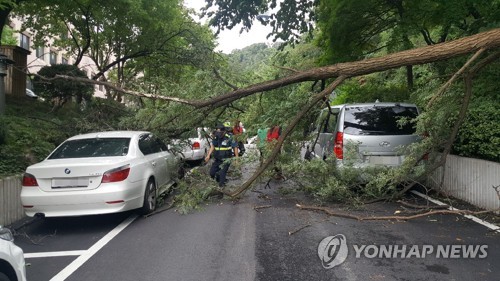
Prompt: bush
<box><xmin>33</xmin><ymin>64</ymin><xmax>94</xmax><ymax>110</ymax></box>
<box><xmin>453</xmin><ymin>99</ymin><xmax>500</xmax><ymax>162</ymax></box>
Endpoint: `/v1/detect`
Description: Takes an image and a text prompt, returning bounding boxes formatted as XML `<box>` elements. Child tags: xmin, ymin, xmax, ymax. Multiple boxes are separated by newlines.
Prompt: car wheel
<box><xmin>177</xmin><ymin>165</ymin><xmax>186</xmax><ymax>179</ymax></box>
<box><xmin>0</xmin><ymin>272</ymin><xmax>12</xmax><ymax>281</ymax></box>
<box><xmin>140</xmin><ymin>180</ymin><xmax>156</xmax><ymax>215</ymax></box>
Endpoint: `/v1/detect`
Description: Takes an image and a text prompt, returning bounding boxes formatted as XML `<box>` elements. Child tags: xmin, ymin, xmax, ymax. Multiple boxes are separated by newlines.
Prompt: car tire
<box><xmin>0</xmin><ymin>272</ymin><xmax>11</xmax><ymax>281</ymax></box>
<box><xmin>140</xmin><ymin>179</ymin><xmax>156</xmax><ymax>215</ymax></box>
<box><xmin>177</xmin><ymin>165</ymin><xmax>186</xmax><ymax>179</ymax></box>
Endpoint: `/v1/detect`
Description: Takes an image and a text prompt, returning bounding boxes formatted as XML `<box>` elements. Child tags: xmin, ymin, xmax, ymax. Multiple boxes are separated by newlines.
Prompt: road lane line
<box><xmin>49</xmin><ymin>213</ymin><xmax>138</xmax><ymax>281</ymax></box>
<box><xmin>411</xmin><ymin>190</ymin><xmax>500</xmax><ymax>233</ymax></box>
<box><xmin>25</xmin><ymin>251</ymin><xmax>86</xmax><ymax>259</ymax></box>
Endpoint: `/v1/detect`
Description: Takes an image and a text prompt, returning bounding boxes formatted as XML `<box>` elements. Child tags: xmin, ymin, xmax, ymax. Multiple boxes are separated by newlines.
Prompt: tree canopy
<box><xmin>15</xmin><ymin>0</ymin><xmax>216</xmax><ymax>95</ymax></box>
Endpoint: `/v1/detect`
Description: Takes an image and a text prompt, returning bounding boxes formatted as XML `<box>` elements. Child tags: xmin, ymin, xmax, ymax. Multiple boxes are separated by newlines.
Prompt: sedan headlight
<box><xmin>0</xmin><ymin>226</ymin><xmax>14</xmax><ymax>242</ymax></box>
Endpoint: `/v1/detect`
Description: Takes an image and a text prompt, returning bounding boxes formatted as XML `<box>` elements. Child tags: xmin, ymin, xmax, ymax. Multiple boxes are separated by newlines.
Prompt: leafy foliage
<box><xmin>201</xmin><ymin>0</ymin><xmax>316</xmax><ymax>45</ymax></box>
<box><xmin>173</xmin><ymin>167</ymin><xmax>218</xmax><ymax>214</ymax></box>
<box><xmin>33</xmin><ymin>64</ymin><xmax>93</xmax><ymax>110</ymax></box>
<box><xmin>453</xmin><ymin>99</ymin><xmax>500</xmax><ymax>161</ymax></box>
<box><xmin>17</xmin><ymin>0</ymin><xmax>216</xmax><ymax>88</ymax></box>
<box><xmin>0</xmin><ymin>94</ymin><xmax>132</xmax><ymax>176</ymax></box>
<box><xmin>0</xmin><ymin>25</ymin><xmax>17</xmax><ymax>45</ymax></box>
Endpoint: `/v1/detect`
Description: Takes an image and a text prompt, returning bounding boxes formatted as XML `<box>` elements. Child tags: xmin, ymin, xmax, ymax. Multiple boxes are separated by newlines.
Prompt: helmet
<box><xmin>223</xmin><ymin>121</ymin><xmax>231</xmax><ymax>128</ymax></box>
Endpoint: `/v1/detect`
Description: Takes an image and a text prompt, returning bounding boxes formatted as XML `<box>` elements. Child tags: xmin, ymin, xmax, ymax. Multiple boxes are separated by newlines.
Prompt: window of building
<box><xmin>62</xmin><ymin>57</ymin><xmax>68</xmax><ymax>64</ymax></box>
<box><xmin>50</xmin><ymin>51</ymin><xmax>57</xmax><ymax>64</ymax></box>
<box><xmin>20</xmin><ymin>33</ymin><xmax>30</xmax><ymax>50</ymax></box>
<box><xmin>99</xmin><ymin>84</ymin><xmax>104</xmax><ymax>91</ymax></box>
<box><xmin>36</xmin><ymin>46</ymin><xmax>44</xmax><ymax>59</ymax></box>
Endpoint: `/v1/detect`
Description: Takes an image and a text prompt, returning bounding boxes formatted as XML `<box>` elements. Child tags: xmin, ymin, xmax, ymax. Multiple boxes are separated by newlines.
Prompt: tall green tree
<box><xmin>0</xmin><ymin>0</ymin><xmax>25</xmax><ymax>40</ymax></box>
<box><xmin>34</xmin><ymin>64</ymin><xmax>93</xmax><ymax>110</ymax></box>
<box><xmin>16</xmin><ymin>0</ymin><xmax>216</xmax><ymax>98</ymax></box>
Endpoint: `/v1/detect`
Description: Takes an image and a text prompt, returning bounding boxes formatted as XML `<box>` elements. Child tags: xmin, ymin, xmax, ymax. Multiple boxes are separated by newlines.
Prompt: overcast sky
<box><xmin>184</xmin><ymin>0</ymin><xmax>274</xmax><ymax>53</ymax></box>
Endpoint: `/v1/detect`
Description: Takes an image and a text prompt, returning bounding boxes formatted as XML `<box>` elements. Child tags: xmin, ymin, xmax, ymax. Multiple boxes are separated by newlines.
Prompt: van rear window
<box><xmin>343</xmin><ymin>106</ymin><xmax>418</xmax><ymax>135</ymax></box>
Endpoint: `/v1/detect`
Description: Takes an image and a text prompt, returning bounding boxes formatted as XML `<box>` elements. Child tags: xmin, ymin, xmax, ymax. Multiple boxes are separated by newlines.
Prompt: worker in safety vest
<box><xmin>205</xmin><ymin>123</ymin><xmax>239</xmax><ymax>187</ymax></box>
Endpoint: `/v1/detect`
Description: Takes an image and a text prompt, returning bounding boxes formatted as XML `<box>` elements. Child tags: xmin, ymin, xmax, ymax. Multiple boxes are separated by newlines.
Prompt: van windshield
<box><xmin>343</xmin><ymin>105</ymin><xmax>418</xmax><ymax>135</ymax></box>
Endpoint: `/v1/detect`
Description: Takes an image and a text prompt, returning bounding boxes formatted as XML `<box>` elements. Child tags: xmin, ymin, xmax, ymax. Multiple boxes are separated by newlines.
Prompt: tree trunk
<box><xmin>406</xmin><ymin>65</ymin><xmax>413</xmax><ymax>90</ymax></box>
<box><xmin>188</xmin><ymin>28</ymin><xmax>500</xmax><ymax>109</ymax></box>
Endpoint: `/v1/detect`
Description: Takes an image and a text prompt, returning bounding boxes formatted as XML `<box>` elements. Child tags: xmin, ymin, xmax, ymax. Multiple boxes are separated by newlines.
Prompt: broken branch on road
<box><xmin>296</xmin><ymin>204</ymin><xmax>500</xmax><ymax>221</ymax></box>
<box><xmin>397</xmin><ymin>200</ymin><xmax>449</xmax><ymax>210</ymax></box>
<box><xmin>253</xmin><ymin>205</ymin><xmax>272</xmax><ymax>211</ymax></box>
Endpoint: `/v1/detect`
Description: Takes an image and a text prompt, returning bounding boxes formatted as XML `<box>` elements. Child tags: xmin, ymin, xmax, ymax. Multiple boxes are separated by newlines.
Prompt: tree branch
<box><xmin>426</xmin><ymin>48</ymin><xmax>486</xmax><ymax>108</ymax></box>
<box><xmin>54</xmin><ymin>75</ymin><xmax>195</xmax><ymax>105</ymax></box>
<box><xmin>296</xmin><ymin>204</ymin><xmax>500</xmax><ymax>221</ymax></box>
<box><xmin>196</xmin><ymin>28</ymin><xmax>500</xmax><ymax>109</ymax></box>
<box><xmin>227</xmin><ymin>76</ymin><xmax>348</xmax><ymax>198</ymax></box>
<box><xmin>212</xmin><ymin>68</ymin><xmax>238</xmax><ymax>90</ymax></box>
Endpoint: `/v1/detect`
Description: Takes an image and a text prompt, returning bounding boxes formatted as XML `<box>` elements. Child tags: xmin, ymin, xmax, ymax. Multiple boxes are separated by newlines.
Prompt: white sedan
<box><xmin>21</xmin><ymin>131</ymin><xmax>180</xmax><ymax>217</ymax></box>
<box><xmin>175</xmin><ymin>128</ymin><xmax>211</xmax><ymax>163</ymax></box>
<box><xmin>0</xmin><ymin>226</ymin><xmax>27</xmax><ymax>281</ymax></box>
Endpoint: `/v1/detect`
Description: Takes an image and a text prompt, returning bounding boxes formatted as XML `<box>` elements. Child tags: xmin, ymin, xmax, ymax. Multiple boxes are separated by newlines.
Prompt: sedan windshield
<box><xmin>48</xmin><ymin>138</ymin><xmax>131</xmax><ymax>159</ymax></box>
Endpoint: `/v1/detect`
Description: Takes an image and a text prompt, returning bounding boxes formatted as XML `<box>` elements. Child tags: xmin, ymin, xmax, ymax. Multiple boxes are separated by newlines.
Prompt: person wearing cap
<box><xmin>205</xmin><ymin>123</ymin><xmax>239</xmax><ymax>187</ymax></box>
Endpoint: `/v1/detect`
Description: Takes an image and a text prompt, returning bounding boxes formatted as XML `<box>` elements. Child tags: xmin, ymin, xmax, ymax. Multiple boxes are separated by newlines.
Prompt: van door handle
<box><xmin>151</xmin><ymin>161</ymin><xmax>156</xmax><ymax>166</ymax></box>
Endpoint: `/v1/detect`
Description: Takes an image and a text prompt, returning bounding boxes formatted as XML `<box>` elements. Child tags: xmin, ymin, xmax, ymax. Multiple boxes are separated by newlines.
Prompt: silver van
<box><xmin>306</xmin><ymin>102</ymin><xmax>420</xmax><ymax>168</ymax></box>
<box><xmin>306</xmin><ymin>105</ymin><xmax>343</xmax><ymax>160</ymax></box>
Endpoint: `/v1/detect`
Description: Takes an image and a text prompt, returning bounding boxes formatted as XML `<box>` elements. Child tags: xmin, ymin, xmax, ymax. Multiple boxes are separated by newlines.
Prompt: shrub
<box><xmin>453</xmin><ymin>99</ymin><xmax>500</xmax><ymax>162</ymax></box>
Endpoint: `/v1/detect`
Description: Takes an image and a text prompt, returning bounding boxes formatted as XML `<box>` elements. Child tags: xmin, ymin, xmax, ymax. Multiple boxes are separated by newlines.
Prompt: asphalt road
<box><xmin>10</xmin><ymin>159</ymin><xmax>500</xmax><ymax>281</ymax></box>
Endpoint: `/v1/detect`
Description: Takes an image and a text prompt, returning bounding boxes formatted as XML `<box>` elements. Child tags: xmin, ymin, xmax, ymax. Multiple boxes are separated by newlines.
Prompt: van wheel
<box><xmin>140</xmin><ymin>180</ymin><xmax>156</xmax><ymax>215</ymax></box>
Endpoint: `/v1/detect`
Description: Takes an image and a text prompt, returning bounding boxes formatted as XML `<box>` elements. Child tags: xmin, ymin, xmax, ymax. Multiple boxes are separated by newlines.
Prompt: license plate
<box><xmin>52</xmin><ymin>178</ymin><xmax>89</xmax><ymax>189</ymax></box>
<box><xmin>369</xmin><ymin>156</ymin><xmax>400</xmax><ymax>165</ymax></box>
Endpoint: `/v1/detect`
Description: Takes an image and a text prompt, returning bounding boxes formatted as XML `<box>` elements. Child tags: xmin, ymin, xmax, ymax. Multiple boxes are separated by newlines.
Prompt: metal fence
<box><xmin>427</xmin><ymin>155</ymin><xmax>500</xmax><ymax>211</ymax></box>
<box><xmin>0</xmin><ymin>175</ymin><xmax>24</xmax><ymax>226</ymax></box>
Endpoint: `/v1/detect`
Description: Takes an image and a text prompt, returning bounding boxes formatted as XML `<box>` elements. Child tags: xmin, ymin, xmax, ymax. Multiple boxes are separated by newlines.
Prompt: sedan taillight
<box><xmin>22</xmin><ymin>173</ymin><xmax>38</xmax><ymax>186</ymax></box>
<box><xmin>334</xmin><ymin>132</ymin><xmax>343</xmax><ymax>159</ymax></box>
<box><xmin>102</xmin><ymin>165</ymin><xmax>130</xmax><ymax>183</ymax></box>
<box><xmin>192</xmin><ymin>141</ymin><xmax>201</xmax><ymax>150</ymax></box>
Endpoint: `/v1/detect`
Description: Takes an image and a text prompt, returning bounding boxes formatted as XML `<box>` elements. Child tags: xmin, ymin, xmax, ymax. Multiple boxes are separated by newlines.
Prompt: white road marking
<box><xmin>24</xmin><ymin>251</ymin><xmax>86</xmax><ymax>259</ymax></box>
<box><xmin>410</xmin><ymin>190</ymin><xmax>500</xmax><ymax>233</ymax></box>
<box><xmin>49</xmin><ymin>213</ymin><xmax>138</xmax><ymax>281</ymax></box>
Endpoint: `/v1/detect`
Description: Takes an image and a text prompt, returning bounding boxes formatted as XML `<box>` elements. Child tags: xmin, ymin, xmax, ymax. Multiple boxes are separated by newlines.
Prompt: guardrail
<box><xmin>427</xmin><ymin>155</ymin><xmax>500</xmax><ymax>211</ymax></box>
<box><xmin>0</xmin><ymin>175</ymin><xmax>24</xmax><ymax>226</ymax></box>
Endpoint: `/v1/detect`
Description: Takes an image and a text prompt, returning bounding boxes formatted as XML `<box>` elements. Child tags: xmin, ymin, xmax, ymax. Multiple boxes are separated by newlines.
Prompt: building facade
<box><xmin>7</xmin><ymin>17</ymin><xmax>107</xmax><ymax>98</ymax></box>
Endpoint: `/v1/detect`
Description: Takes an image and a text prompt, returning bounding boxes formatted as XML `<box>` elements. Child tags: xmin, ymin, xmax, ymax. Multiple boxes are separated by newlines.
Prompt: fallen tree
<box><xmin>53</xmin><ymin>28</ymin><xmax>500</xmax><ymax>199</ymax></box>
<box><xmin>57</xmin><ymin>28</ymin><xmax>500</xmax><ymax>109</ymax></box>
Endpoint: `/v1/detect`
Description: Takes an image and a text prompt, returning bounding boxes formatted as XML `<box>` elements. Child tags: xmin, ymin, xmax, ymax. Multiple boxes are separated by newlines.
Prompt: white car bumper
<box><xmin>181</xmin><ymin>149</ymin><xmax>206</xmax><ymax>161</ymax></box>
<box><xmin>20</xmin><ymin>180</ymin><xmax>146</xmax><ymax>217</ymax></box>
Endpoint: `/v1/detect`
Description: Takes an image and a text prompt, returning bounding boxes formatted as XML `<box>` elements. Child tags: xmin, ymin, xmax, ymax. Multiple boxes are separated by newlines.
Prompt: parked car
<box><xmin>21</xmin><ymin>131</ymin><xmax>181</xmax><ymax>217</ymax></box>
<box><xmin>0</xmin><ymin>226</ymin><xmax>27</xmax><ymax>281</ymax></box>
<box><xmin>174</xmin><ymin>128</ymin><xmax>211</xmax><ymax>164</ymax></box>
<box><xmin>306</xmin><ymin>102</ymin><xmax>421</xmax><ymax>168</ymax></box>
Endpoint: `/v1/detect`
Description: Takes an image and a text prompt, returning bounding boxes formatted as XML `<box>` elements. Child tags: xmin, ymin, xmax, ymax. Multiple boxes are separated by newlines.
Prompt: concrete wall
<box><xmin>0</xmin><ymin>175</ymin><xmax>24</xmax><ymax>226</ymax></box>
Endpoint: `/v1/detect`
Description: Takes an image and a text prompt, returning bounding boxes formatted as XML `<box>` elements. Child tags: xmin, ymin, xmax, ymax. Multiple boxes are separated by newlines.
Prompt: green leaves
<box><xmin>34</xmin><ymin>64</ymin><xmax>93</xmax><ymax>109</ymax></box>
